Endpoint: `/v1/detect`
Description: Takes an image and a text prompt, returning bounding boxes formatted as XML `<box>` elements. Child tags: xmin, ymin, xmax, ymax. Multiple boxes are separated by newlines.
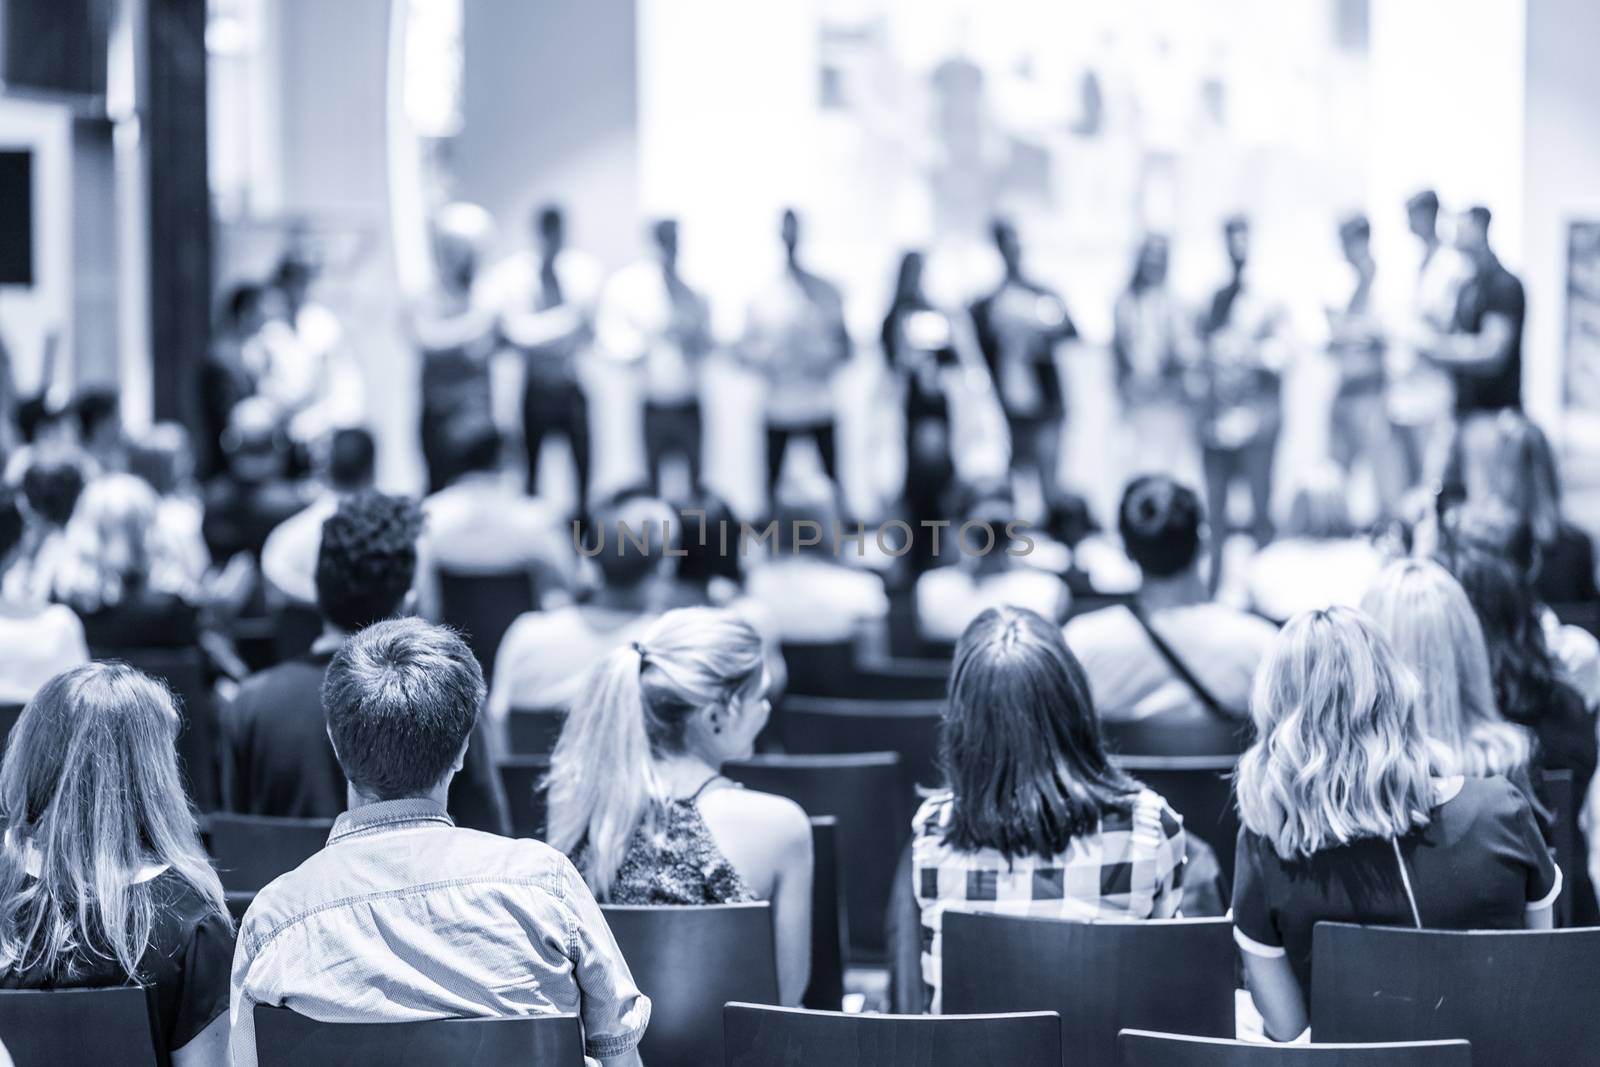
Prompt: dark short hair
<box><xmin>1339</xmin><ymin>214</ymin><xmax>1371</xmax><ymax>244</ymax></box>
<box><xmin>323</xmin><ymin>618</ymin><xmax>485</xmax><ymax>800</ymax></box>
<box><xmin>675</xmin><ymin>493</ymin><xmax>742</xmax><ymax>587</ymax></box>
<box><xmin>0</xmin><ymin>488</ymin><xmax>24</xmax><ymax>561</ymax></box>
<box><xmin>315</xmin><ymin>491</ymin><xmax>424</xmax><ymax>632</ymax></box>
<box><xmin>74</xmin><ymin>389</ymin><xmax>120</xmax><ymax>441</ymax></box>
<box><xmin>941</xmin><ymin>607</ymin><xmax>1138</xmax><ymax>859</ymax></box>
<box><xmin>1406</xmin><ymin>189</ymin><xmax>1439</xmax><ymax>216</ymax></box>
<box><xmin>1466</xmin><ymin>205</ymin><xmax>1492</xmax><ymax>230</ymax></box>
<box><xmin>536</xmin><ymin>204</ymin><xmax>564</xmax><ymax>234</ymax></box>
<box><xmin>588</xmin><ymin>490</ymin><xmax>674</xmax><ymax>589</ymax></box>
<box><xmin>21</xmin><ymin>459</ymin><xmax>87</xmax><ymax>528</ymax></box>
<box><xmin>16</xmin><ymin>396</ymin><xmax>71</xmax><ymax>445</ymax></box>
<box><xmin>1118</xmin><ymin>475</ymin><xmax>1202</xmax><ymax>578</ymax></box>
<box><xmin>224</xmin><ymin>283</ymin><xmax>265</xmax><ymax>327</ymax></box>
<box><xmin>326</xmin><ymin>428</ymin><xmax>377</xmax><ymax>492</ymax></box>
<box><xmin>1223</xmin><ymin>214</ymin><xmax>1249</xmax><ymax>237</ymax></box>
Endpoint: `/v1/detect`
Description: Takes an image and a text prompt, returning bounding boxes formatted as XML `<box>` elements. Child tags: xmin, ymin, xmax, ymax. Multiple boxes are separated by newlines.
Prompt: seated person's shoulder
<box><xmin>705</xmin><ymin>786</ymin><xmax>810</xmax><ymax>844</ymax></box>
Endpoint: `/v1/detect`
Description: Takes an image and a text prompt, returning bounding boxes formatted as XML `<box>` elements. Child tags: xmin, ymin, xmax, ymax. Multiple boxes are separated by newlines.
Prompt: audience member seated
<box><xmin>1</xmin><ymin>456</ymin><xmax>85</xmax><ymax>604</ymax></box>
<box><xmin>3</xmin><ymin>393</ymin><xmax>81</xmax><ymax>486</ymax></box>
<box><xmin>915</xmin><ymin>491</ymin><xmax>1070</xmax><ymax>642</ymax></box>
<box><xmin>1232</xmin><ymin>607</ymin><xmax>1559</xmax><ymax>1043</ymax></box>
<box><xmin>1036</xmin><ymin>491</ymin><xmax>1142</xmax><ymax>596</ymax></box>
<box><xmin>1066</xmin><ymin>475</ymin><xmax>1277</xmax><ymax>722</ymax></box>
<box><xmin>49</xmin><ymin>474</ymin><xmax>201</xmax><ymax>651</ymax></box>
<box><xmin>744</xmin><ymin>493</ymin><xmax>889</xmax><ymax>643</ymax></box>
<box><xmin>128</xmin><ymin>422</ymin><xmax>211</xmax><ymax>582</ymax></box>
<box><xmin>224</xmin><ymin>492</ymin><xmax>422</xmax><ymax>817</ymax></box>
<box><xmin>74</xmin><ymin>387</ymin><xmax>126</xmax><ymax>476</ymax></box>
<box><xmin>1447</xmin><ymin>409</ymin><xmax>1599</xmax><ymax>605</ymax></box>
<box><xmin>418</xmin><ymin>419</ymin><xmax>573</xmax><ymax>618</ymax></box>
<box><xmin>546</xmin><ymin>607</ymin><xmax>812</xmax><ymax>1005</ymax></box>
<box><xmin>487</xmin><ymin>492</ymin><xmax>674</xmax><ymax>739</ymax></box>
<box><xmin>229</xmin><ymin>619</ymin><xmax>649</xmax><ymax>1067</ymax></box>
<box><xmin>259</xmin><ymin>426</ymin><xmax>375</xmax><ymax>606</ymax></box>
<box><xmin>1245</xmin><ymin>465</ymin><xmax>1385</xmax><ymax>623</ymax></box>
<box><xmin>0</xmin><ymin>663</ymin><xmax>234</xmax><ymax>1065</ymax></box>
<box><xmin>912</xmin><ymin>606</ymin><xmax>1186</xmax><ymax>1012</ymax></box>
<box><xmin>0</xmin><ymin>490</ymin><xmax>88</xmax><ymax>704</ymax></box>
<box><xmin>202</xmin><ymin>398</ymin><xmax>308</xmax><ymax>565</ymax></box>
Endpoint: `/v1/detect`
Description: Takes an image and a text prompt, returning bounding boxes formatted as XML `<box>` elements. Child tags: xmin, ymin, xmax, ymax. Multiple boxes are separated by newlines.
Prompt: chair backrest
<box><xmin>206</xmin><ymin>813</ymin><xmax>334</xmax><ymax>892</ymax></box>
<box><xmin>1540</xmin><ymin>769</ymin><xmax>1577</xmax><ymax>926</ymax></box>
<box><xmin>724</xmin><ymin>753</ymin><xmax>909</xmax><ymax>959</ymax></box>
<box><xmin>0</xmin><ymin>987</ymin><xmax>161</xmax><ymax>1067</ymax></box>
<box><xmin>602</xmin><ymin>902</ymin><xmax>779</xmax><ymax>1067</ymax></box>
<box><xmin>1117</xmin><ymin>1029</ymin><xmax>1471</xmax><ymax>1066</ymax></box>
<box><xmin>942</xmin><ymin>913</ymin><xmax>1235</xmax><ymax>1067</ymax></box>
<box><xmin>805</xmin><ymin>817</ymin><xmax>847</xmax><ymax>1010</ymax></box>
<box><xmin>1116</xmin><ymin>755</ymin><xmax>1240</xmax><ymax>886</ymax></box>
<box><xmin>0</xmin><ymin>702</ymin><xmax>23</xmax><ymax>756</ymax></box>
<box><xmin>497</xmin><ymin>755</ymin><xmax>551</xmax><ymax>840</ymax></box>
<box><xmin>851</xmin><ymin>656</ymin><xmax>950</xmax><ymax>701</ymax></box>
<box><xmin>1311</xmin><ymin>923</ymin><xmax>1600</xmax><ymax>1067</ymax></box>
<box><xmin>102</xmin><ymin>645</ymin><xmax>219</xmax><ymax>811</ymax></box>
<box><xmin>437</xmin><ymin>569</ymin><xmax>538</xmax><ymax>678</ymax></box>
<box><xmin>507</xmin><ymin>706</ymin><xmax>568</xmax><ymax>757</ymax></box>
<box><xmin>253</xmin><ymin>1005</ymin><xmax>585</xmax><ymax>1066</ymax></box>
<box><xmin>723</xmin><ymin>1002</ymin><xmax>1062</xmax><ymax>1067</ymax></box>
<box><xmin>780</xmin><ymin>640</ymin><xmax>858</xmax><ymax>698</ymax></box>
<box><xmin>780</xmin><ymin>697</ymin><xmax>944</xmax><ymax>792</ymax></box>
<box><xmin>1100</xmin><ymin>714</ymin><xmax>1251</xmax><ymax>758</ymax></box>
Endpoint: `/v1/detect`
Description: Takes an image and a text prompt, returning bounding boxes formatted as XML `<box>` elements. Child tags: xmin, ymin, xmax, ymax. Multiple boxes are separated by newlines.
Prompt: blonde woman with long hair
<box><xmin>1361</xmin><ymin>559</ymin><xmax>1532</xmax><ymax>780</ymax></box>
<box><xmin>1232</xmin><ymin>608</ymin><xmax>1558</xmax><ymax>1042</ymax></box>
<box><xmin>0</xmin><ymin>663</ymin><xmax>233</xmax><ymax>1064</ymax></box>
<box><xmin>546</xmin><ymin>606</ymin><xmax>813</xmax><ymax>1005</ymax></box>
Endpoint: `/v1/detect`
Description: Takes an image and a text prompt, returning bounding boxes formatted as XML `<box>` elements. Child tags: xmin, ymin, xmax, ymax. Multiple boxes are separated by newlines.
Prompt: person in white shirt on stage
<box><xmin>1113</xmin><ymin>234</ymin><xmax>1197</xmax><ymax>485</ymax></box>
<box><xmin>741</xmin><ymin>209</ymin><xmax>851</xmax><ymax>502</ymax></box>
<box><xmin>1387</xmin><ymin>190</ymin><xmax>1466</xmax><ymax>487</ymax></box>
<box><xmin>598</xmin><ymin>219</ymin><xmax>714</xmax><ymax>498</ymax></box>
<box><xmin>481</xmin><ymin>204</ymin><xmax>605</xmax><ymax>516</ymax></box>
<box><xmin>252</xmin><ymin>253</ymin><xmax>365</xmax><ymax>456</ymax></box>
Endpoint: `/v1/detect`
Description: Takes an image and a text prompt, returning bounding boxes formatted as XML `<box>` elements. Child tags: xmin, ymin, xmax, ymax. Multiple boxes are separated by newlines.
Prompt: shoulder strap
<box><xmin>1128</xmin><ymin>603</ymin><xmax>1233</xmax><ymax>721</ymax></box>
<box><xmin>1391</xmin><ymin>837</ymin><xmax>1423</xmax><ymax>929</ymax></box>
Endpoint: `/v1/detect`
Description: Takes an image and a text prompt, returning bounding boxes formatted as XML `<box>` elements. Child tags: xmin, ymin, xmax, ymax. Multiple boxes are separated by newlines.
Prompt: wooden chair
<box><xmin>1312</xmin><ymin>924</ymin><xmax>1600</xmax><ymax>1067</ymax></box>
<box><xmin>724</xmin><ymin>752</ymin><xmax>909</xmax><ymax>960</ymax></box>
<box><xmin>1540</xmin><ymin>769</ymin><xmax>1577</xmax><ymax>926</ymax></box>
<box><xmin>780</xmin><ymin>697</ymin><xmax>944</xmax><ymax>791</ymax></box>
<box><xmin>723</xmin><ymin>1002</ymin><xmax>1062</xmax><ymax>1067</ymax></box>
<box><xmin>780</xmin><ymin>640</ymin><xmax>858</xmax><ymax>698</ymax></box>
<box><xmin>1117</xmin><ymin>754</ymin><xmax>1240</xmax><ymax>886</ymax></box>
<box><xmin>1100</xmin><ymin>714</ymin><xmax>1251</xmax><ymax>758</ymax></box>
<box><xmin>497</xmin><ymin>755</ymin><xmax>551</xmax><ymax>839</ymax></box>
<box><xmin>1117</xmin><ymin>1030</ymin><xmax>1471</xmax><ymax>1065</ymax></box>
<box><xmin>851</xmin><ymin>656</ymin><xmax>950</xmax><ymax>701</ymax></box>
<box><xmin>102</xmin><ymin>646</ymin><xmax>220</xmax><ymax>810</ymax></box>
<box><xmin>0</xmin><ymin>702</ymin><xmax>23</xmax><ymax>756</ymax></box>
<box><xmin>437</xmin><ymin>569</ymin><xmax>538</xmax><ymax>679</ymax></box>
<box><xmin>0</xmin><ymin>987</ymin><xmax>161</xmax><ymax>1066</ymax></box>
<box><xmin>942</xmin><ymin>914</ymin><xmax>1235</xmax><ymax>1067</ymax></box>
<box><xmin>206</xmin><ymin>813</ymin><xmax>333</xmax><ymax>893</ymax></box>
<box><xmin>507</xmin><ymin>706</ymin><xmax>568</xmax><ymax>757</ymax></box>
<box><xmin>602</xmin><ymin>902</ymin><xmax>779</xmax><ymax>1067</ymax></box>
<box><xmin>253</xmin><ymin>1005</ymin><xmax>585</xmax><ymax>1066</ymax></box>
<box><xmin>804</xmin><ymin>816</ymin><xmax>848</xmax><ymax>1011</ymax></box>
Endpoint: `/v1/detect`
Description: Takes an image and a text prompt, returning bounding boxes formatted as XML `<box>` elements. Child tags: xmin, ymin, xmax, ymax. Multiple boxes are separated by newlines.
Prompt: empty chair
<box><xmin>781</xmin><ymin>697</ymin><xmax>943</xmax><ymax>790</ymax></box>
<box><xmin>1311</xmin><ymin>924</ymin><xmax>1600</xmax><ymax>1067</ymax></box>
<box><xmin>0</xmin><ymin>987</ymin><xmax>161</xmax><ymax>1067</ymax></box>
<box><xmin>1117</xmin><ymin>754</ymin><xmax>1240</xmax><ymax>884</ymax></box>
<box><xmin>437</xmin><ymin>569</ymin><xmax>538</xmax><ymax>678</ymax></box>
<box><xmin>851</xmin><ymin>656</ymin><xmax>950</xmax><ymax>701</ymax></box>
<box><xmin>780</xmin><ymin>640</ymin><xmax>857</xmax><ymax>698</ymax></box>
<box><xmin>723</xmin><ymin>1002</ymin><xmax>1062</xmax><ymax>1067</ymax></box>
<box><xmin>507</xmin><ymin>706</ymin><xmax>567</xmax><ymax>757</ymax></box>
<box><xmin>498</xmin><ymin>755</ymin><xmax>552</xmax><ymax>839</ymax></box>
<box><xmin>602</xmin><ymin>902</ymin><xmax>779</xmax><ymax>1067</ymax></box>
<box><xmin>1117</xmin><ymin>1030</ymin><xmax>1470</xmax><ymax>1066</ymax></box>
<box><xmin>253</xmin><ymin>1006</ymin><xmax>585</xmax><ymax>1066</ymax></box>
<box><xmin>206</xmin><ymin>813</ymin><xmax>334</xmax><ymax>893</ymax></box>
<box><xmin>1100</xmin><ymin>714</ymin><xmax>1251</xmax><ymax>757</ymax></box>
<box><xmin>725</xmin><ymin>753</ymin><xmax>908</xmax><ymax>959</ymax></box>
<box><xmin>804</xmin><ymin>816</ymin><xmax>848</xmax><ymax>1011</ymax></box>
<box><xmin>942</xmin><ymin>914</ymin><xmax>1235</xmax><ymax>1067</ymax></box>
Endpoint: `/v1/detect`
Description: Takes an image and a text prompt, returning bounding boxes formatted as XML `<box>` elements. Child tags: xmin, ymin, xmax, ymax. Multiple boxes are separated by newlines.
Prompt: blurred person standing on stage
<box><xmin>1196</xmin><ymin>215</ymin><xmax>1289</xmax><ymax>591</ymax></box>
<box><xmin>1112</xmin><ymin>234</ymin><xmax>1196</xmax><ymax>483</ymax></box>
<box><xmin>1386</xmin><ymin>191</ymin><xmax>1464</xmax><ymax>487</ymax></box>
<box><xmin>482</xmin><ymin>204</ymin><xmax>605</xmax><ymax>517</ymax></box>
<box><xmin>970</xmin><ymin>218</ymin><xmax>1078</xmax><ymax>506</ymax></box>
<box><xmin>599</xmin><ymin>219</ymin><xmax>714</xmax><ymax>498</ymax></box>
<box><xmin>408</xmin><ymin>202</ymin><xmax>498</xmax><ymax>494</ymax></box>
<box><xmin>1418</xmin><ymin>205</ymin><xmax>1525</xmax><ymax>420</ymax></box>
<box><xmin>257</xmin><ymin>252</ymin><xmax>366</xmax><ymax>459</ymax></box>
<box><xmin>741</xmin><ymin>209</ymin><xmax>851</xmax><ymax>503</ymax></box>
<box><xmin>1326</xmin><ymin>214</ymin><xmax>1404</xmax><ymax>521</ymax></box>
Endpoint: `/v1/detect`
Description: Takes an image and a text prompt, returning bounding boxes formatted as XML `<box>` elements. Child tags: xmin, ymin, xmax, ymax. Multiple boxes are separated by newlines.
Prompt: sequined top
<box><xmin>580</xmin><ymin>779</ymin><xmax>758</xmax><ymax>906</ymax></box>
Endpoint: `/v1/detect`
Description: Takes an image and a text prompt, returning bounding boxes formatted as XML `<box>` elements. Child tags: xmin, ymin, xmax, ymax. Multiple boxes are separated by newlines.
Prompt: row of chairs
<box><xmin>10</xmin><ymin>910</ymin><xmax>1591</xmax><ymax>1065</ymax></box>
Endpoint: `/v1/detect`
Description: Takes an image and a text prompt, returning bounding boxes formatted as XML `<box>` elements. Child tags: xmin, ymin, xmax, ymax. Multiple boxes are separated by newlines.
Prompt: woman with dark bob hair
<box><xmin>911</xmin><ymin>606</ymin><xmax>1186</xmax><ymax>1010</ymax></box>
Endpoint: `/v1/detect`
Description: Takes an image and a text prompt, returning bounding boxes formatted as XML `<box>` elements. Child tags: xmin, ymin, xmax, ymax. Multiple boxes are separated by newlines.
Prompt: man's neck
<box><xmin>1138</xmin><ymin>569</ymin><xmax>1209</xmax><ymax>612</ymax></box>
<box><xmin>346</xmin><ymin>780</ymin><xmax>451</xmax><ymax>814</ymax></box>
<box><xmin>311</xmin><ymin>624</ymin><xmax>349</xmax><ymax>656</ymax></box>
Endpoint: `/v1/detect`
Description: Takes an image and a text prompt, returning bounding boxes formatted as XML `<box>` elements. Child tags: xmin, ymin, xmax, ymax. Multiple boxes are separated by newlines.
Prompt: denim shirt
<box><xmin>228</xmin><ymin>798</ymin><xmax>649</xmax><ymax>1066</ymax></box>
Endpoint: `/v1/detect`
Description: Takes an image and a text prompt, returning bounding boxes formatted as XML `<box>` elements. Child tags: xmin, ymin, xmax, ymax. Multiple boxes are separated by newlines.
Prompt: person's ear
<box><xmin>325</xmin><ymin>725</ymin><xmax>343</xmax><ymax>763</ymax></box>
<box><xmin>451</xmin><ymin>734</ymin><xmax>469</xmax><ymax>775</ymax></box>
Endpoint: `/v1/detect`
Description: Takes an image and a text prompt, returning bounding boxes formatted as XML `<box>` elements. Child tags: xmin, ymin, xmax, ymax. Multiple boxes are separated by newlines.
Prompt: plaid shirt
<box><xmin>912</xmin><ymin>788</ymin><xmax>1186</xmax><ymax>1012</ymax></box>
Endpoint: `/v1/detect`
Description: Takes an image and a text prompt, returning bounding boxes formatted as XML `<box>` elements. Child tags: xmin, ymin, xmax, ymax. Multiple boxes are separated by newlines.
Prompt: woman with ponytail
<box><xmin>546</xmin><ymin>606</ymin><xmax>814</xmax><ymax>1005</ymax></box>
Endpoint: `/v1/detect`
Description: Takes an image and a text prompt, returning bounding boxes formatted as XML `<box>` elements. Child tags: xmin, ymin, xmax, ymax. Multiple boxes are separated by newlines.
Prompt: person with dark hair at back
<box><xmin>1419</xmin><ymin>204</ymin><xmax>1525</xmax><ymax>418</ymax></box>
<box><xmin>481</xmin><ymin>203</ymin><xmax>605</xmax><ymax>515</ymax></box>
<box><xmin>224</xmin><ymin>491</ymin><xmax>421</xmax><ymax>818</ymax></box>
<box><xmin>201</xmin><ymin>282</ymin><xmax>271</xmax><ymax>477</ymax></box>
<box><xmin>1066</xmin><ymin>475</ymin><xmax>1277</xmax><ymax>724</ymax></box>
<box><xmin>74</xmin><ymin>387</ymin><xmax>124</xmax><ymax>475</ymax></box>
<box><xmin>0</xmin><ymin>487</ymin><xmax>88</xmax><ymax>703</ymax></box>
<box><xmin>912</xmin><ymin>606</ymin><xmax>1186</xmax><ymax>1011</ymax></box>
<box><xmin>202</xmin><ymin>397</ymin><xmax>308</xmax><ymax>565</ymax></box>
<box><xmin>3</xmin><ymin>456</ymin><xmax>86</xmax><ymax>604</ymax></box>
<box><xmin>229</xmin><ymin>618</ymin><xmax>649</xmax><ymax>1067</ymax></box>
<box><xmin>3</xmin><ymin>393</ymin><xmax>80</xmax><ymax>487</ymax></box>
<box><xmin>486</xmin><ymin>492</ymin><xmax>676</xmax><ymax>747</ymax></box>
<box><xmin>259</xmin><ymin>426</ymin><xmax>376</xmax><ymax>606</ymax></box>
